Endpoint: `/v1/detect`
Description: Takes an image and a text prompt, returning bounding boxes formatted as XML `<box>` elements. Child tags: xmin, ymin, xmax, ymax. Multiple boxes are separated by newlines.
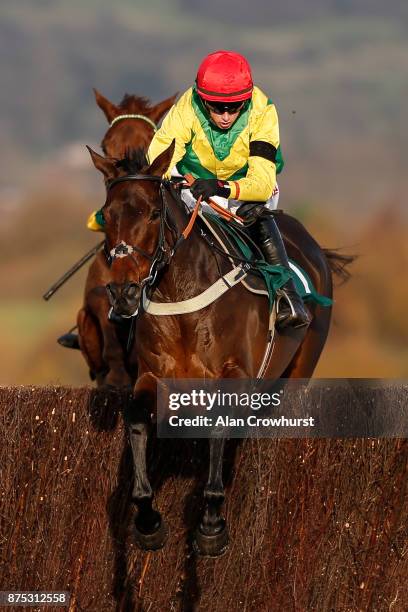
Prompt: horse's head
<box><xmin>88</xmin><ymin>141</ymin><xmax>176</xmax><ymax>317</ymax></box>
<box><xmin>94</xmin><ymin>89</ymin><xmax>177</xmax><ymax>158</ymax></box>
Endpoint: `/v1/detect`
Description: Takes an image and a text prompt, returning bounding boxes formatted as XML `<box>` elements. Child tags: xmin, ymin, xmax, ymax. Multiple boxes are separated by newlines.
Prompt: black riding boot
<box><xmin>57</xmin><ymin>332</ymin><xmax>80</xmax><ymax>350</ymax></box>
<box><xmin>255</xmin><ymin>215</ymin><xmax>311</xmax><ymax>329</ymax></box>
<box><xmin>57</xmin><ymin>309</ymin><xmax>127</xmax><ymax>349</ymax></box>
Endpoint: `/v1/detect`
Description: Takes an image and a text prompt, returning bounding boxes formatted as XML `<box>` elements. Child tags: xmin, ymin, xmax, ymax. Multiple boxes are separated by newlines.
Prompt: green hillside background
<box><xmin>1</xmin><ymin>0</ymin><xmax>407</xmax><ymax>384</ymax></box>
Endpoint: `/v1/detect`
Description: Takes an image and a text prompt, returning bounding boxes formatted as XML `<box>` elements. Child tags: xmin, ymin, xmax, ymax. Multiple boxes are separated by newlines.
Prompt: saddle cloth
<box><xmin>197</xmin><ymin>211</ymin><xmax>332</xmax><ymax>308</ymax></box>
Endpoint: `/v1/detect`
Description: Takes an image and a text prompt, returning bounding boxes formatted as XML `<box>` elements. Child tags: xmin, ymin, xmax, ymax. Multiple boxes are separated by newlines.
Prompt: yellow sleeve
<box><xmin>147</xmin><ymin>90</ymin><xmax>193</xmax><ymax>177</ymax></box>
<box><xmin>228</xmin><ymin>104</ymin><xmax>279</xmax><ymax>201</ymax></box>
<box><xmin>87</xmin><ymin>211</ymin><xmax>105</xmax><ymax>232</ymax></box>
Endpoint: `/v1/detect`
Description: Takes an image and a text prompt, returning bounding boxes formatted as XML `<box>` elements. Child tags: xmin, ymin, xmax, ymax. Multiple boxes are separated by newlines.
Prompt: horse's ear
<box><xmin>87</xmin><ymin>146</ymin><xmax>118</xmax><ymax>181</ymax></box>
<box><xmin>147</xmin><ymin>140</ymin><xmax>176</xmax><ymax>177</ymax></box>
<box><xmin>149</xmin><ymin>93</ymin><xmax>178</xmax><ymax>123</ymax></box>
<box><xmin>93</xmin><ymin>88</ymin><xmax>120</xmax><ymax>123</ymax></box>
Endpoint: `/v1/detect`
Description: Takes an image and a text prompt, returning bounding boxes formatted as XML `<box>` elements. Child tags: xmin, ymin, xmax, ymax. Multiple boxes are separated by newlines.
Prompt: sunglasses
<box><xmin>205</xmin><ymin>100</ymin><xmax>245</xmax><ymax>115</ymax></box>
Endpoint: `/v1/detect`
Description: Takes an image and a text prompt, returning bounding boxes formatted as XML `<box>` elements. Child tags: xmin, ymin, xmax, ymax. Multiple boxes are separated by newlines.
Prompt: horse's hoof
<box><xmin>134</xmin><ymin>518</ymin><xmax>168</xmax><ymax>551</ymax></box>
<box><xmin>192</xmin><ymin>522</ymin><xmax>229</xmax><ymax>557</ymax></box>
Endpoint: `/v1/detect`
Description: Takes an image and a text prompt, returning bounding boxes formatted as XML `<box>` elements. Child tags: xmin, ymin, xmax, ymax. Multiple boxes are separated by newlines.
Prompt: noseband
<box><xmin>103</xmin><ymin>174</ymin><xmax>174</xmax><ymax>289</ymax></box>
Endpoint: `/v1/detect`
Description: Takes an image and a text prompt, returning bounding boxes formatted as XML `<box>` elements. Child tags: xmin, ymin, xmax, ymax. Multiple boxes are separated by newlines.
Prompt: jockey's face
<box><xmin>204</xmin><ymin>100</ymin><xmax>245</xmax><ymax>130</ymax></box>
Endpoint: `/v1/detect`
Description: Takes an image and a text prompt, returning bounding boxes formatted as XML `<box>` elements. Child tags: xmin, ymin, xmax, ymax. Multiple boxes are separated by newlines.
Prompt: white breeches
<box><xmin>171</xmin><ymin>168</ymin><xmax>280</xmax><ymax>215</ymax></box>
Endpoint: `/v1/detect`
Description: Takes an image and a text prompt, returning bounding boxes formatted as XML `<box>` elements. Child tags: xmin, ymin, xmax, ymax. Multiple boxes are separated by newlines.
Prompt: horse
<box><xmin>76</xmin><ymin>91</ymin><xmax>176</xmax><ymax>387</ymax></box>
<box><xmin>86</xmin><ymin>142</ymin><xmax>353</xmax><ymax>556</ymax></box>
<box><xmin>94</xmin><ymin>89</ymin><xmax>177</xmax><ymax>158</ymax></box>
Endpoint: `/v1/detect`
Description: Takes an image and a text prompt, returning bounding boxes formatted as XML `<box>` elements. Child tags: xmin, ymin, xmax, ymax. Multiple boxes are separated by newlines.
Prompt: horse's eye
<box><xmin>150</xmin><ymin>209</ymin><xmax>161</xmax><ymax>221</ymax></box>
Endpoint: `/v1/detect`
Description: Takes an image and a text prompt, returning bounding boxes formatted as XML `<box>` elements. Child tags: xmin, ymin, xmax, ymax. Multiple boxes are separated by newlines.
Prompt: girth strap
<box><xmin>142</xmin><ymin>264</ymin><xmax>249</xmax><ymax>315</ymax></box>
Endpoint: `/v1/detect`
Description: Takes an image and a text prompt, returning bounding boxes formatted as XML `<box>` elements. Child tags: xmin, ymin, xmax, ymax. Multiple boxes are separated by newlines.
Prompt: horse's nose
<box><xmin>124</xmin><ymin>282</ymin><xmax>139</xmax><ymax>300</ymax></box>
<box><xmin>106</xmin><ymin>282</ymin><xmax>140</xmax><ymax>314</ymax></box>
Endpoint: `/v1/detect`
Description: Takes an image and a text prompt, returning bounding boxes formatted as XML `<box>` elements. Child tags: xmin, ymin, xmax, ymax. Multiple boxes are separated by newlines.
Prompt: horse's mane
<box><xmin>118</xmin><ymin>94</ymin><xmax>153</xmax><ymax>113</ymax></box>
<box><xmin>115</xmin><ymin>148</ymin><xmax>149</xmax><ymax>174</ymax></box>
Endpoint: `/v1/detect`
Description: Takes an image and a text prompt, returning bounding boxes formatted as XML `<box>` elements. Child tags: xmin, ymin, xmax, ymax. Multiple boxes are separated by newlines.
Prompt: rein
<box><xmin>104</xmin><ymin>173</ymin><xmax>248</xmax><ymax>278</ymax></box>
<box><xmin>110</xmin><ymin>114</ymin><xmax>157</xmax><ymax>131</ymax></box>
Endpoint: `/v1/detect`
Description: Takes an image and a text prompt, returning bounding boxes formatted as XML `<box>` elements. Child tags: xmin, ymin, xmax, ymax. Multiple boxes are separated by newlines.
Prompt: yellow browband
<box><xmin>110</xmin><ymin>114</ymin><xmax>157</xmax><ymax>131</ymax></box>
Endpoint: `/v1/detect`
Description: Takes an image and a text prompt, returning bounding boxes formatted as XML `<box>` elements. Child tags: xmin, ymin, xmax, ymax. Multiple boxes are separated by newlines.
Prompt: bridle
<box><xmin>103</xmin><ymin>173</ymin><xmax>248</xmax><ymax>291</ymax></box>
<box><xmin>109</xmin><ymin>114</ymin><xmax>157</xmax><ymax>132</ymax></box>
<box><xmin>103</xmin><ymin>174</ymin><xmax>177</xmax><ymax>291</ymax></box>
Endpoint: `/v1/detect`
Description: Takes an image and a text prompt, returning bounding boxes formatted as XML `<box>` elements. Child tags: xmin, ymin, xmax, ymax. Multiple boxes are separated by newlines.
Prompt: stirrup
<box><xmin>275</xmin><ymin>290</ymin><xmax>311</xmax><ymax>329</ymax></box>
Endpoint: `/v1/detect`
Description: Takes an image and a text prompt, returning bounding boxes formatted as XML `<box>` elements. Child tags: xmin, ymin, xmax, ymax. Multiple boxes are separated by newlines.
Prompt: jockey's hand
<box><xmin>191</xmin><ymin>179</ymin><xmax>231</xmax><ymax>201</ymax></box>
<box><xmin>236</xmin><ymin>202</ymin><xmax>269</xmax><ymax>225</ymax></box>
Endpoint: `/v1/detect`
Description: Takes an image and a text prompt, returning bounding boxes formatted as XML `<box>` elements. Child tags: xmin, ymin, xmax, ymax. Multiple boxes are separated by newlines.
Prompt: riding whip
<box><xmin>42</xmin><ymin>240</ymin><xmax>105</xmax><ymax>300</ymax></box>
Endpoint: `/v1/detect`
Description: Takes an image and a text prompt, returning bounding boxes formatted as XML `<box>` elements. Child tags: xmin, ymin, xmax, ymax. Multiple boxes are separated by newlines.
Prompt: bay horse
<box><xmin>76</xmin><ymin>90</ymin><xmax>176</xmax><ymax>386</ymax></box>
<box><xmin>87</xmin><ymin>142</ymin><xmax>353</xmax><ymax>556</ymax></box>
<box><xmin>93</xmin><ymin>89</ymin><xmax>177</xmax><ymax>159</ymax></box>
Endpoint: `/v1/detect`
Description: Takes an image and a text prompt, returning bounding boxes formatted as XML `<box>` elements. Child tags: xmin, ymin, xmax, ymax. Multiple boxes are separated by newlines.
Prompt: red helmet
<box><xmin>196</xmin><ymin>50</ymin><xmax>253</xmax><ymax>103</ymax></box>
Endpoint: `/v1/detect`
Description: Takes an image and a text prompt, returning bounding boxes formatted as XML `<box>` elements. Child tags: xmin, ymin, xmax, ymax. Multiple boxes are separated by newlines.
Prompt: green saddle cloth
<box><xmin>204</xmin><ymin>212</ymin><xmax>333</xmax><ymax>310</ymax></box>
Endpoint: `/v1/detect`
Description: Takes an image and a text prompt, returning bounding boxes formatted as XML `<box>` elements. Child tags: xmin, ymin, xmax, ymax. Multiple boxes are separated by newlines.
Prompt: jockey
<box><xmin>146</xmin><ymin>50</ymin><xmax>310</xmax><ymax>329</ymax></box>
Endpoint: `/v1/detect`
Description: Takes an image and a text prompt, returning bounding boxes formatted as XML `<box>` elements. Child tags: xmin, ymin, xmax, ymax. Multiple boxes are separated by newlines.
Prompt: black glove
<box><xmin>191</xmin><ymin>178</ymin><xmax>231</xmax><ymax>201</ymax></box>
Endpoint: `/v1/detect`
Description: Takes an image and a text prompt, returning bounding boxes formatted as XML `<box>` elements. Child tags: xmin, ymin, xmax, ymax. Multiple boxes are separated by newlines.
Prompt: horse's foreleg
<box><xmin>77</xmin><ymin>308</ymin><xmax>107</xmax><ymax>384</ymax></box>
<box><xmin>194</xmin><ymin>436</ymin><xmax>229</xmax><ymax>557</ymax></box>
<box><xmin>86</xmin><ymin>288</ymin><xmax>132</xmax><ymax>388</ymax></box>
<box><xmin>203</xmin><ymin>437</ymin><xmax>226</xmax><ymax>532</ymax></box>
<box><xmin>192</xmin><ymin>363</ymin><xmax>248</xmax><ymax>556</ymax></box>
<box><xmin>100</xmin><ymin>320</ymin><xmax>132</xmax><ymax>388</ymax></box>
<box><xmin>126</xmin><ymin>373</ymin><xmax>167</xmax><ymax>551</ymax></box>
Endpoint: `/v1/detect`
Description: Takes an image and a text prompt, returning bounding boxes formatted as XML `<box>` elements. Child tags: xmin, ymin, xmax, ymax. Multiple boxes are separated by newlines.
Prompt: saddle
<box><xmin>199</xmin><ymin>211</ymin><xmax>267</xmax><ymax>293</ymax></box>
<box><xmin>197</xmin><ymin>210</ymin><xmax>320</xmax><ymax>304</ymax></box>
